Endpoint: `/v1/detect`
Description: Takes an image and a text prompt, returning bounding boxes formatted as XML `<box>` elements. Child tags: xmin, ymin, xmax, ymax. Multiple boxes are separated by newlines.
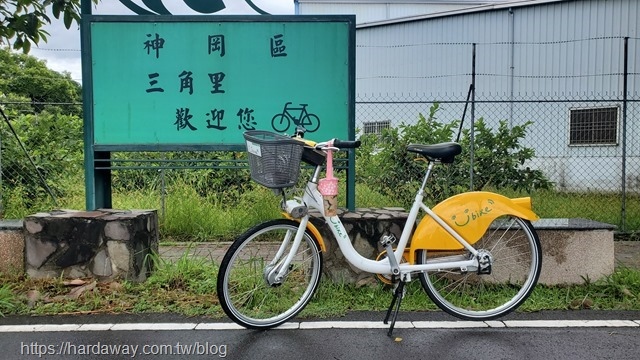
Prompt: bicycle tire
<box><xmin>301</xmin><ymin>114</ymin><xmax>320</xmax><ymax>132</ymax></box>
<box><xmin>216</xmin><ymin>219</ymin><xmax>323</xmax><ymax>329</ymax></box>
<box><xmin>271</xmin><ymin>114</ymin><xmax>291</xmax><ymax>133</ymax></box>
<box><xmin>417</xmin><ymin>215</ymin><xmax>542</xmax><ymax>320</ymax></box>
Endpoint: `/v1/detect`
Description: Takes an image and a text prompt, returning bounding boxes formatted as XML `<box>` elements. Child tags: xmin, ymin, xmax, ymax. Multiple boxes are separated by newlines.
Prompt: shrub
<box><xmin>356</xmin><ymin>103</ymin><xmax>552</xmax><ymax>207</ymax></box>
<box><xmin>0</xmin><ymin>110</ymin><xmax>83</xmax><ymax>208</ymax></box>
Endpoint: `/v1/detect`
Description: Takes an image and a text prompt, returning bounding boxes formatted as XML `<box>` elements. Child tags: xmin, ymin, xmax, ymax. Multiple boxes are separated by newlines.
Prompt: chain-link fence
<box><xmin>1</xmin><ymin>36</ymin><xmax>639</xmax><ymax>233</ymax></box>
<box><xmin>354</xmin><ymin>36</ymin><xmax>640</xmax><ymax>232</ymax></box>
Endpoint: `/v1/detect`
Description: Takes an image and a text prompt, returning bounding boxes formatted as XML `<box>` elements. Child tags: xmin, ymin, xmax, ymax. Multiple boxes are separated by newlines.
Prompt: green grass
<box><xmin>3</xmin><ymin>175</ymin><xmax>639</xmax><ymax>238</ymax></box>
<box><xmin>1</xmin><ymin>177</ymin><xmax>639</xmax><ymax>318</ymax></box>
<box><xmin>1</xmin><ymin>263</ymin><xmax>638</xmax><ymax>318</ymax></box>
<box><xmin>481</xmin><ymin>188</ymin><xmax>640</xmax><ymax>231</ymax></box>
<box><xmin>0</xmin><ymin>284</ymin><xmax>16</xmax><ymax>316</ymax></box>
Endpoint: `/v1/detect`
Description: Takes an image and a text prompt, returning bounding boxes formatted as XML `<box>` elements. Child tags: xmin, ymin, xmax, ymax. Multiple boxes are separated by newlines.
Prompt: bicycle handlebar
<box><xmin>333</xmin><ymin>139</ymin><xmax>361</xmax><ymax>149</ymax></box>
<box><xmin>313</xmin><ymin>139</ymin><xmax>361</xmax><ymax>150</ymax></box>
<box><xmin>292</xmin><ymin>126</ymin><xmax>360</xmax><ymax>149</ymax></box>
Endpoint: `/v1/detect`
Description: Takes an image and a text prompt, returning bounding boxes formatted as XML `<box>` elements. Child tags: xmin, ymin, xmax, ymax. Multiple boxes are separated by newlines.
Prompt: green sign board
<box><xmin>84</xmin><ymin>15</ymin><xmax>355</xmax><ymax>149</ymax></box>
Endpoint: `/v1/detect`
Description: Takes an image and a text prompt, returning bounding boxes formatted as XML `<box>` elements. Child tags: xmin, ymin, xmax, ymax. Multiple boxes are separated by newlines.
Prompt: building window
<box><xmin>569</xmin><ymin>107</ymin><xmax>618</xmax><ymax>145</ymax></box>
<box><xmin>363</xmin><ymin>120</ymin><xmax>390</xmax><ymax>136</ymax></box>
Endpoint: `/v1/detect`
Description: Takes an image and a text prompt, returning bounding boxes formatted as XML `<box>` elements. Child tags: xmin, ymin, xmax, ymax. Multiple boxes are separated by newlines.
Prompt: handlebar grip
<box><xmin>333</xmin><ymin>139</ymin><xmax>361</xmax><ymax>149</ymax></box>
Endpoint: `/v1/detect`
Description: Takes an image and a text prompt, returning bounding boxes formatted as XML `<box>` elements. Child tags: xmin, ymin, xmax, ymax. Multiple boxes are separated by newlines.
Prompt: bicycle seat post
<box><xmin>418</xmin><ymin>161</ymin><xmax>436</xmax><ymax>194</ymax></box>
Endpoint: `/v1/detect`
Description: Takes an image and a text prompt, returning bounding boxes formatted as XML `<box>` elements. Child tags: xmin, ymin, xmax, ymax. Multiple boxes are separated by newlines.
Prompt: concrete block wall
<box><xmin>311</xmin><ymin>210</ymin><xmax>615</xmax><ymax>286</ymax></box>
<box><xmin>0</xmin><ymin>220</ymin><xmax>24</xmax><ymax>274</ymax></box>
<box><xmin>22</xmin><ymin>209</ymin><xmax>158</xmax><ymax>282</ymax></box>
<box><xmin>0</xmin><ymin>208</ymin><xmax>615</xmax><ymax>287</ymax></box>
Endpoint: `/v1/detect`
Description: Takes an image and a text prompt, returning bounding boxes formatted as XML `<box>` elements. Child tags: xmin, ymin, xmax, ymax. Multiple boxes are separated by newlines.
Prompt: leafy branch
<box><xmin>0</xmin><ymin>0</ymin><xmax>99</xmax><ymax>53</ymax></box>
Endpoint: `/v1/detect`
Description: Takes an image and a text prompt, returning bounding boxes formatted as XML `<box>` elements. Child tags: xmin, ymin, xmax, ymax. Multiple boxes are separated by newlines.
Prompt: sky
<box><xmin>29</xmin><ymin>0</ymin><xmax>295</xmax><ymax>83</ymax></box>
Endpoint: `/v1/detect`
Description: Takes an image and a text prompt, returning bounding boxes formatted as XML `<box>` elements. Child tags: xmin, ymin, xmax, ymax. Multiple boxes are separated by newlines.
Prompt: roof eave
<box><xmin>356</xmin><ymin>0</ymin><xmax>570</xmax><ymax>29</ymax></box>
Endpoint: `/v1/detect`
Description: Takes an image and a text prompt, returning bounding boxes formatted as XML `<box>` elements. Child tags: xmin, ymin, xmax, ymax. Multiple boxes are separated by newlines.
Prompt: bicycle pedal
<box><xmin>380</xmin><ymin>234</ymin><xmax>397</xmax><ymax>246</ymax></box>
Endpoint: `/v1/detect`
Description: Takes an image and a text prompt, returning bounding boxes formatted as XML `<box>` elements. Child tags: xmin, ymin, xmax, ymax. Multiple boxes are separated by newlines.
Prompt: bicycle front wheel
<box><xmin>216</xmin><ymin>219</ymin><xmax>323</xmax><ymax>329</ymax></box>
<box><xmin>417</xmin><ymin>215</ymin><xmax>541</xmax><ymax>320</ymax></box>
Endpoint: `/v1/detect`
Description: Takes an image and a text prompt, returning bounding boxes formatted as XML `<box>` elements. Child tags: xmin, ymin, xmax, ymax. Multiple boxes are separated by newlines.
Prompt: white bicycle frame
<box><xmin>273</xmin><ymin>161</ymin><xmax>481</xmax><ymax>281</ymax></box>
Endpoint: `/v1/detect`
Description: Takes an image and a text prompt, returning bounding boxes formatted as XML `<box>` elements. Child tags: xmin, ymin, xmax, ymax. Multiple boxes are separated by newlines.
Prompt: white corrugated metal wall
<box><xmin>326</xmin><ymin>0</ymin><xmax>639</xmax><ymax>191</ymax></box>
<box><xmin>297</xmin><ymin>0</ymin><xmax>495</xmax><ymax>23</ymax></box>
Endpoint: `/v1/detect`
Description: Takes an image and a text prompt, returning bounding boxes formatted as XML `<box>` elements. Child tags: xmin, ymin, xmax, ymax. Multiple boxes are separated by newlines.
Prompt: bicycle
<box><xmin>216</xmin><ymin>128</ymin><xmax>542</xmax><ymax>337</ymax></box>
<box><xmin>271</xmin><ymin>102</ymin><xmax>321</xmax><ymax>133</ymax></box>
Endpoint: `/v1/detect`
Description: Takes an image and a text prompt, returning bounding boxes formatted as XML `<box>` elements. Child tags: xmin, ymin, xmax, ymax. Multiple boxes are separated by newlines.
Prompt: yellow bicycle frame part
<box><xmin>408</xmin><ymin>191</ymin><xmax>539</xmax><ymax>263</ymax></box>
<box><xmin>281</xmin><ymin>212</ymin><xmax>326</xmax><ymax>252</ymax></box>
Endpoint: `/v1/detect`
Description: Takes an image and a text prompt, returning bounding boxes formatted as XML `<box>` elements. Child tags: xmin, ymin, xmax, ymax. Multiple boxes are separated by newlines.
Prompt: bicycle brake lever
<box><xmin>315</xmin><ymin>143</ymin><xmax>339</xmax><ymax>151</ymax></box>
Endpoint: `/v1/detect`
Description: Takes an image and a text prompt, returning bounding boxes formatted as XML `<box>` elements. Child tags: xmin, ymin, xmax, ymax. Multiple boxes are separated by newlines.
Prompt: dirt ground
<box><xmin>614</xmin><ymin>241</ymin><xmax>640</xmax><ymax>270</ymax></box>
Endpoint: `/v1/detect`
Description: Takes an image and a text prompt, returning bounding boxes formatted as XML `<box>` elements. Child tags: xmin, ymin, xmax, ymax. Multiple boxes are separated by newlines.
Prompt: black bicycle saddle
<box><xmin>406</xmin><ymin>142</ymin><xmax>462</xmax><ymax>164</ymax></box>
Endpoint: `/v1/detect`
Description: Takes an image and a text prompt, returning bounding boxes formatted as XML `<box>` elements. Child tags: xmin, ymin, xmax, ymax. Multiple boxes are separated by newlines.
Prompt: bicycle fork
<box><xmin>264</xmin><ymin>216</ymin><xmax>310</xmax><ymax>286</ymax></box>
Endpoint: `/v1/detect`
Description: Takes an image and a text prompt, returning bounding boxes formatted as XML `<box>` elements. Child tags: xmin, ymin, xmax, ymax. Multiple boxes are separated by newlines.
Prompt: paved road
<box><xmin>1</xmin><ymin>311</ymin><xmax>639</xmax><ymax>360</ymax></box>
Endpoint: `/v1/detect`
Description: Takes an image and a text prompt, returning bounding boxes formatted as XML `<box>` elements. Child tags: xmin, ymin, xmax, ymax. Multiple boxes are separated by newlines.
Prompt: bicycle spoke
<box><xmin>419</xmin><ymin>215</ymin><xmax>541</xmax><ymax>320</ymax></box>
<box><xmin>217</xmin><ymin>219</ymin><xmax>323</xmax><ymax>328</ymax></box>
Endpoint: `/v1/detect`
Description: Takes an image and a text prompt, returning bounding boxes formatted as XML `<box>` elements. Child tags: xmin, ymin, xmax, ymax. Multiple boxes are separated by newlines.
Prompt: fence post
<box><xmin>470</xmin><ymin>43</ymin><xmax>476</xmax><ymax>190</ymax></box>
<box><xmin>621</xmin><ymin>37</ymin><xmax>629</xmax><ymax>232</ymax></box>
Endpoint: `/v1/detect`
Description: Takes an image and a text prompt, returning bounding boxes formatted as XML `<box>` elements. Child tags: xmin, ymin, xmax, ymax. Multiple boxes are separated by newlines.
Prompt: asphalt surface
<box><xmin>2</xmin><ymin>311</ymin><xmax>640</xmax><ymax>359</ymax></box>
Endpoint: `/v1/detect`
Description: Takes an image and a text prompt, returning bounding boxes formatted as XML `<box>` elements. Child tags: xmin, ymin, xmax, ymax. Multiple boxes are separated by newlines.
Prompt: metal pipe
<box><xmin>621</xmin><ymin>37</ymin><xmax>629</xmax><ymax>231</ymax></box>
<box><xmin>470</xmin><ymin>43</ymin><xmax>476</xmax><ymax>190</ymax></box>
<box><xmin>508</xmin><ymin>8</ymin><xmax>515</xmax><ymax>127</ymax></box>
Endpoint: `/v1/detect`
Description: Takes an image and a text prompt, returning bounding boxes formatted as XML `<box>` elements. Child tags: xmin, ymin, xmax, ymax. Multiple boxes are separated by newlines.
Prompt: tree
<box><xmin>0</xmin><ymin>0</ymin><xmax>99</xmax><ymax>53</ymax></box>
<box><xmin>0</xmin><ymin>47</ymin><xmax>82</xmax><ymax>114</ymax></box>
<box><xmin>0</xmin><ymin>48</ymin><xmax>84</xmax><ymax>211</ymax></box>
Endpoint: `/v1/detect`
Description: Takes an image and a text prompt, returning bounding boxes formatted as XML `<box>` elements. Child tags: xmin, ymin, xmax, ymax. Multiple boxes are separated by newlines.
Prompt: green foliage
<box><xmin>146</xmin><ymin>250</ymin><xmax>218</xmax><ymax>295</ymax></box>
<box><xmin>0</xmin><ymin>0</ymin><xmax>99</xmax><ymax>53</ymax></box>
<box><xmin>111</xmin><ymin>151</ymin><xmax>254</xmax><ymax>203</ymax></box>
<box><xmin>458</xmin><ymin>119</ymin><xmax>553</xmax><ymax>192</ymax></box>
<box><xmin>357</xmin><ymin>103</ymin><xmax>457</xmax><ymax>205</ymax></box>
<box><xmin>0</xmin><ymin>47</ymin><xmax>86</xmax><ymax>211</ymax></box>
<box><xmin>0</xmin><ymin>110</ymin><xmax>83</xmax><ymax>205</ymax></box>
<box><xmin>2</xmin><ymin>265</ymin><xmax>639</xmax><ymax>318</ymax></box>
<box><xmin>0</xmin><ymin>48</ymin><xmax>82</xmax><ymax>115</ymax></box>
<box><xmin>356</xmin><ymin>103</ymin><xmax>552</xmax><ymax>207</ymax></box>
<box><xmin>0</xmin><ymin>283</ymin><xmax>16</xmax><ymax>316</ymax></box>
<box><xmin>158</xmin><ymin>182</ymin><xmax>280</xmax><ymax>241</ymax></box>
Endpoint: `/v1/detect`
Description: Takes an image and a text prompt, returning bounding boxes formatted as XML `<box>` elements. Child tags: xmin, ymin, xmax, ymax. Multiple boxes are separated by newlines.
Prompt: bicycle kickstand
<box><xmin>383</xmin><ymin>279</ymin><xmax>406</xmax><ymax>337</ymax></box>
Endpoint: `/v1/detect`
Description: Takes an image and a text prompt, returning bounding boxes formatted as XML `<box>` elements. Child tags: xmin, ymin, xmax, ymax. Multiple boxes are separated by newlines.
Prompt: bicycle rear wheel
<box><xmin>417</xmin><ymin>215</ymin><xmax>541</xmax><ymax>320</ymax></box>
<box><xmin>216</xmin><ymin>219</ymin><xmax>323</xmax><ymax>329</ymax></box>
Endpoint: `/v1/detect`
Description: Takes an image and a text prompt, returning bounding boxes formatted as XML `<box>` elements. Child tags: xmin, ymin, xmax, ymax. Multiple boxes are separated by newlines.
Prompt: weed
<box><xmin>1</xmin><ymin>263</ymin><xmax>639</xmax><ymax>318</ymax></box>
<box><xmin>0</xmin><ymin>284</ymin><xmax>16</xmax><ymax>316</ymax></box>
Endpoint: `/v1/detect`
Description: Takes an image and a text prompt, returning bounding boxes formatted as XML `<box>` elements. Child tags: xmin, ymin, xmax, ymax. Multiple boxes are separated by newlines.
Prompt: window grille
<box><xmin>363</xmin><ymin>120</ymin><xmax>390</xmax><ymax>136</ymax></box>
<box><xmin>569</xmin><ymin>107</ymin><xmax>618</xmax><ymax>145</ymax></box>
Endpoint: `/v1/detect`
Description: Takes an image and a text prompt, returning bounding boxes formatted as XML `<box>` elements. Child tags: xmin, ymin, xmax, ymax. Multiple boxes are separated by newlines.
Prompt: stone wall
<box><xmin>23</xmin><ymin>209</ymin><xmax>158</xmax><ymax>282</ymax></box>
<box><xmin>310</xmin><ymin>208</ymin><xmax>408</xmax><ymax>286</ymax></box>
<box><xmin>2</xmin><ymin>207</ymin><xmax>616</xmax><ymax>287</ymax></box>
<box><xmin>310</xmin><ymin>209</ymin><xmax>615</xmax><ymax>286</ymax></box>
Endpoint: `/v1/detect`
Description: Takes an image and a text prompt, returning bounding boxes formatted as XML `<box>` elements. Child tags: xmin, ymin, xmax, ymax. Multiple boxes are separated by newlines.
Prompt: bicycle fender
<box><xmin>281</xmin><ymin>212</ymin><xmax>326</xmax><ymax>252</ymax></box>
<box><xmin>408</xmin><ymin>192</ymin><xmax>538</xmax><ymax>261</ymax></box>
